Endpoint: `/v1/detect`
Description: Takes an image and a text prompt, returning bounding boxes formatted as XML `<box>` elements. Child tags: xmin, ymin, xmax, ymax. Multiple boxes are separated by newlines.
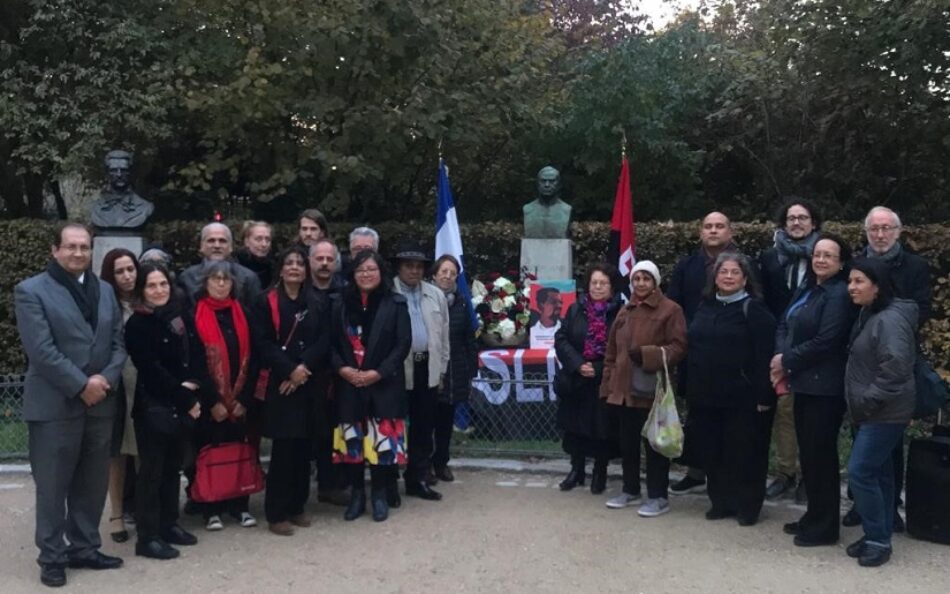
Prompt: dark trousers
<box><xmin>607</xmin><ymin>404</ymin><xmax>670</xmax><ymax>499</ymax></box>
<box><xmin>314</xmin><ymin>434</ymin><xmax>342</xmax><ymax>491</ymax></box>
<box><xmin>346</xmin><ymin>462</ymin><xmax>393</xmax><ymax>494</ymax></box>
<box><xmin>793</xmin><ymin>393</ymin><xmax>846</xmax><ymax>541</ymax></box>
<box><xmin>28</xmin><ymin>415</ymin><xmax>112</xmax><ymax>565</ymax></box>
<box><xmin>134</xmin><ymin>421</ymin><xmax>183</xmax><ymax>541</ymax></box>
<box><xmin>405</xmin><ymin>361</ymin><xmax>436</xmax><ymax>482</ymax></box>
<box><xmin>265</xmin><ymin>438</ymin><xmax>311</xmax><ymax>523</ymax></box>
<box><xmin>691</xmin><ymin>405</ymin><xmax>774</xmax><ymax>520</ymax></box>
<box><xmin>432</xmin><ymin>401</ymin><xmax>455</xmax><ymax>470</ymax></box>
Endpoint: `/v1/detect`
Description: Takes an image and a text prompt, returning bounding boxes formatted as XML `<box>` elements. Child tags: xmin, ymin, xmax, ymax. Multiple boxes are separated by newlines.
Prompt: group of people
<box><xmin>555</xmin><ymin>203</ymin><xmax>928</xmax><ymax>569</ymax></box>
<box><xmin>15</xmin><ymin>211</ymin><xmax>478</xmax><ymax>588</ymax></box>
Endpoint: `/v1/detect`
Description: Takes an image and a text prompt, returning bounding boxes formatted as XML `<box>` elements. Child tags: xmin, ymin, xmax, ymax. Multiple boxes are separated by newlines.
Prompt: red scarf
<box><xmin>195</xmin><ymin>296</ymin><xmax>250</xmax><ymax>415</ymax></box>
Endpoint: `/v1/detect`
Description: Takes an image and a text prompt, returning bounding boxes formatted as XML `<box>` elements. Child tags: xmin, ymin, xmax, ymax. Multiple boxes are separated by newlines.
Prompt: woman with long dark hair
<box><xmin>554</xmin><ymin>262</ymin><xmax>622</xmax><ymax>494</ymax></box>
<box><xmin>191</xmin><ymin>261</ymin><xmax>259</xmax><ymax>531</ymax></box>
<box><xmin>687</xmin><ymin>253</ymin><xmax>776</xmax><ymax>526</ymax></box>
<box><xmin>329</xmin><ymin>250</ymin><xmax>411</xmax><ymax>523</ymax></box>
<box><xmin>126</xmin><ymin>264</ymin><xmax>202</xmax><ymax>559</ymax></box>
<box><xmin>843</xmin><ymin>257</ymin><xmax>917</xmax><ymax>567</ymax></box>
<box><xmin>99</xmin><ymin>248</ymin><xmax>139</xmax><ymax>543</ymax></box>
<box><xmin>252</xmin><ymin>248</ymin><xmax>326</xmax><ymax>536</ymax></box>
<box><xmin>773</xmin><ymin>234</ymin><xmax>855</xmax><ymax>546</ymax></box>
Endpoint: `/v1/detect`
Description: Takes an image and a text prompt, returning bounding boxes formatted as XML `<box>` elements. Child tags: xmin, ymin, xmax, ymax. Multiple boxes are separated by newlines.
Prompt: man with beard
<box><xmin>759</xmin><ymin>198</ymin><xmax>823</xmax><ymax>503</ymax></box>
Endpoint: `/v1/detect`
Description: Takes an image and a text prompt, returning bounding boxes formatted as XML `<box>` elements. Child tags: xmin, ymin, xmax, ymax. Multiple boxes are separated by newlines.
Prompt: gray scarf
<box><xmin>774</xmin><ymin>229</ymin><xmax>819</xmax><ymax>289</ymax></box>
<box><xmin>716</xmin><ymin>289</ymin><xmax>749</xmax><ymax>304</ymax></box>
<box><xmin>866</xmin><ymin>242</ymin><xmax>902</xmax><ymax>264</ymax></box>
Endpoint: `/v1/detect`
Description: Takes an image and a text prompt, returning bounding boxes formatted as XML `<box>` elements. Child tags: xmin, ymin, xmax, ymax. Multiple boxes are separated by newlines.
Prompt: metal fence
<box><xmin>454</xmin><ymin>370</ymin><xmax>564</xmax><ymax>458</ymax></box>
<box><xmin>0</xmin><ymin>375</ymin><xmax>27</xmax><ymax>459</ymax></box>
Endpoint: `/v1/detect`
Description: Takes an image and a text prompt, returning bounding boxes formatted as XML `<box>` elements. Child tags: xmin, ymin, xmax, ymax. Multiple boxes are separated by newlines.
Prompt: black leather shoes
<box><xmin>386</xmin><ymin>481</ymin><xmax>402</xmax><ymax>508</ymax></box>
<box><xmin>67</xmin><ymin>551</ymin><xmax>123</xmax><ymax>570</ymax></box>
<box><xmin>558</xmin><ymin>468</ymin><xmax>585</xmax><ymax>491</ymax></box>
<box><xmin>424</xmin><ymin>468</ymin><xmax>439</xmax><ymax>486</ymax></box>
<box><xmin>783</xmin><ymin>521</ymin><xmax>801</xmax><ymax>535</ymax></box>
<box><xmin>162</xmin><ymin>524</ymin><xmax>198</xmax><ymax>546</ymax></box>
<box><xmin>766</xmin><ymin>475</ymin><xmax>795</xmax><ymax>500</ymax></box>
<box><xmin>859</xmin><ymin>545</ymin><xmax>892</xmax><ymax>567</ymax></box>
<box><xmin>434</xmin><ymin>465</ymin><xmax>455</xmax><ymax>482</ymax></box>
<box><xmin>842</xmin><ymin>507</ymin><xmax>861</xmax><ymax>527</ymax></box>
<box><xmin>406</xmin><ymin>481</ymin><xmax>442</xmax><ymax>501</ymax></box>
<box><xmin>793</xmin><ymin>535</ymin><xmax>837</xmax><ymax>547</ymax></box>
<box><xmin>344</xmin><ymin>489</ymin><xmax>366</xmax><ymax>521</ymax></box>
<box><xmin>846</xmin><ymin>537</ymin><xmax>867</xmax><ymax>558</ymax></box>
<box><xmin>135</xmin><ymin>539</ymin><xmax>180</xmax><ymax>560</ymax></box>
<box><xmin>704</xmin><ymin>508</ymin><xmax>736</xmax><ymax>520</ymax></box>
<box><xmin>40</xmin><ymin>564</ymin><xmax>66</xmax><ymax>588</ymax></box>
<box><xmin>590</xmin><ymin>464</ymin><xmax>607</xmax><ymax>495</ymax></box>
<box><xmin>371</xmin><ymin>492</ymin><xmax>389</xmax><ymax>522</ymax></box>
<box><xmin>737</xmin><ymin>514</ymin><xmax>759</xmax><ymax>527</ymax></box>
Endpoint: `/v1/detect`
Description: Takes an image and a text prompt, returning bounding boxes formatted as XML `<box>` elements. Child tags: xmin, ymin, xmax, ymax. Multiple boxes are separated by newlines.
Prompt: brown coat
<box><xmin>600</xmin><ymin>289</ymin><xmax>687</xmax><ymax>408</ymax></box>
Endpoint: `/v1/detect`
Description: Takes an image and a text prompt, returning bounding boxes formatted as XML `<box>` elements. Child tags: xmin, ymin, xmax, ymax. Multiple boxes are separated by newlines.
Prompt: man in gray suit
<box><xmin>177</xmin><ymin>221</ymin><xmax>262</xmax><ymax>306</ymax></box>
<box><xmin>15</xmin><ymin>222</ymin><xmax>127</xmax><ymax>587</ymax></box>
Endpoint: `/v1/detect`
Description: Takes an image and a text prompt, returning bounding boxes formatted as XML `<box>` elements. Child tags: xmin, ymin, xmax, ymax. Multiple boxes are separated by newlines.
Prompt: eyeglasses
<box><xmin>867</xmin><ymin>225</ymin><xmax>899</xmax><ymax>234</ymax></box>
<box><xmin>786</xmin><ymin>215</ymin><xmax>811</xmax><ymax>223</ymax></box>
<box><xmin>60</xmin><ymin>243</ymin><xmax>91</xmax><ymax>254</ymax></box>
<box><xmin>354</xmin><ymin>267</ymin><xmax>380</xmax><ymax>276</ymax></box>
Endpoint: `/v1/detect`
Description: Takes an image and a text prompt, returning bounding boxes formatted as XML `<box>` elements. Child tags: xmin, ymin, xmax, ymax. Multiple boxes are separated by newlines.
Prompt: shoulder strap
<box><xmin>742</xmin><ymin>297</ymin><xmax>750</xmax><ymax>320</ymax></box>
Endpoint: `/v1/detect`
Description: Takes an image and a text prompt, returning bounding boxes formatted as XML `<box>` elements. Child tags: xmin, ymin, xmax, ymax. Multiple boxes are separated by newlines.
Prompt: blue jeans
<box><xmin>848</xmin><ymin>423</ymin><xmax>906</xmax><ymax>548</ymax></box>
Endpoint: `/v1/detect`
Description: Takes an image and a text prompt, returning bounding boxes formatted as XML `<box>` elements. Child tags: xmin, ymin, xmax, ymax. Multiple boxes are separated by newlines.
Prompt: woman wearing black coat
<box><xmin>126</xmin><ymin>264</ymin><xmax>202</xmax><ymax>560</ymax></box>
<box><xmin>554</xmin><ymin>263</ymin><xmax>621</xmax><ymax>494</ymax></box>
<box><xmin>252</xmin><ymin>248</ymin><xmax>328</xmax><ymax>536</ymax></box>
<box><xmin>429</xmin><ymin>255</ymin><xmax>478</xmax><ymax>483</ymax></box>
<box><xmin>687</xmin><ymin>253</ymin><xmax>777</xmax><ymax>526</ymax></box>
<box><xmin>772</xmin><ymin>234</ymin><xmax>855</xmax><ymax>546</ymax></box>
<box><xmin>191</xmin><ymin>260</ymin><xmax>260</xmax><ymax>531</ymax></box>
<box><xmin>330</xmin><ymin>250</ymin><xmax>412</xmax><ymax>523</ymax></box>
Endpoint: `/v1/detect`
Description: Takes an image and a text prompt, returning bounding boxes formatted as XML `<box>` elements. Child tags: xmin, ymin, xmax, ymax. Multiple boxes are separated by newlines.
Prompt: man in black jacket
<box><xmin>842</xmin><ymin>206</ymin><xmax>932</xmax><ymax>532</ymax></box>
<box><xmin>759</xmin><ymin>198</ymin><xmax>822</xmax><ymax>502</ymax></box>
<box><xmin>667</xmin><ymin>211</ymin><xmax>739</xmax><ymax>494</ymax></box>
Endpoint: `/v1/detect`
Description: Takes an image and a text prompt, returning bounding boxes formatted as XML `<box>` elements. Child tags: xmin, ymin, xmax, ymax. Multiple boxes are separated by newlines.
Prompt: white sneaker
<box><xmin>239</xmin><ymin>512</ymin><xmax>257</xmax><ymax>528</ymax></box>
<box><xmin>605</xmin><ymin>492</ymin><xmax>642</xmax><ymax>509</ymax></box>
<box><xmin>205</xmin><ymin>515</ymin><xmax>224</xmax><ymax>531</ymax></box>
<box><xmin>638</xmin><ymin>498</ymin><xmax>670</xmax><ymax>517</ymax></box>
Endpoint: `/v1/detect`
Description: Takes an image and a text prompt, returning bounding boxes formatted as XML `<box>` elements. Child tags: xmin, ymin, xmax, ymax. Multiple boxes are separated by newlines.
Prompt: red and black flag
<box><xmin>607</xmin><ymin>155</ymin><xmax>636</xmax><ymax>278</ymax></box>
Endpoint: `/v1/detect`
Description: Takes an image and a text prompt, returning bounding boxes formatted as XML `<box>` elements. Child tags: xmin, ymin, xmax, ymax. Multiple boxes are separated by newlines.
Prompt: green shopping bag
<box><xmin>641</xmin><ymin>347</ymin><xmax>684</xmax><ymax>459</ymax></box>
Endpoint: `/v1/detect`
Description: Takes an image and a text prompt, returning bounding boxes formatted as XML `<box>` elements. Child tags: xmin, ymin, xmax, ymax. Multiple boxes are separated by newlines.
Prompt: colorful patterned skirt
<box><xmin>332</xmin><ymin>418</ymin><xmax>407</xmax><ymax>466</ymax></box>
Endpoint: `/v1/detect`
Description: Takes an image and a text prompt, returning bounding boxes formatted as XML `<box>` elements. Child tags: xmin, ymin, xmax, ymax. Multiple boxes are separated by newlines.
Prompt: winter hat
<box><xmin>630</xmin><ymin>260</ymin><xmax>661</xmax><ymax>287</ymax></box>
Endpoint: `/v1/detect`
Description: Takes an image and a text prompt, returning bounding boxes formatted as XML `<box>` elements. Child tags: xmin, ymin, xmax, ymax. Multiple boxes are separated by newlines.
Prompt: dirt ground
<box><xmin>1</xmin><ymin>468</ymin><xmax>947</xmax><ymax>594</ymax></box>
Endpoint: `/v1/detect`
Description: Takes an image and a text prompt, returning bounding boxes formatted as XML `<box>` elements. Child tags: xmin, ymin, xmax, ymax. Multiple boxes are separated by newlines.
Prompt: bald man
<box><xmin>177</xmin><ymin>222</ymin><xmax>263</xmax><ymax>307</ymax></box>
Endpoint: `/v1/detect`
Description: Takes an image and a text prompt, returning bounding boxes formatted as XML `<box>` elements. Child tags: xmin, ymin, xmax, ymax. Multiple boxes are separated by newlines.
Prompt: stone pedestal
<box><xmin>93</xmin><ymin>235</ymin><xmax>144</xmax><ymax>276</ymax></box>
<box><xmin>520</xmin><ymin>238</ymin><xmax>573</xmax><ymax>281</ymax></box>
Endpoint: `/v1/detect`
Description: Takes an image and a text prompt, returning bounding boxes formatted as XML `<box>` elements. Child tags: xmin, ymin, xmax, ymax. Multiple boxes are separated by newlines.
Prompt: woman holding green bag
<box><xmin>600</xmin><ymin>261</ymin><xmax>687</xmax><ymax>517</ymax></box>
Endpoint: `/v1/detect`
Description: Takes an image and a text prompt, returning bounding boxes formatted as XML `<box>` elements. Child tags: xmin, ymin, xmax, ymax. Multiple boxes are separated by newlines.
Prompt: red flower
<box><xmin>489</xmin><ymin>272</ymin><xmax>501</xmax><ymax>281</ymax></box>
<box><xmin>485</xmin><ymin>282</ymin><xmax>494</xmax><ymax>292</ymax></box>
<box><xmin>498</xmin><ymin>289</ymin><xmax>508</xmax><ymax>298</ymax></box>
<box><xmin>498</xmin><ymin>313</ymin><xmax>508</xmax><ymax>320</ymax></box>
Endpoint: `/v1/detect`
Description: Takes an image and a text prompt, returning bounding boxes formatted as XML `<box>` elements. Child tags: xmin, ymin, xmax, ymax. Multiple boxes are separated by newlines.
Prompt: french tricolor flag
<box><xmin>435</xmin><ymin>158</ymin><xmax>478</xmax><ymax>330</ymax></box>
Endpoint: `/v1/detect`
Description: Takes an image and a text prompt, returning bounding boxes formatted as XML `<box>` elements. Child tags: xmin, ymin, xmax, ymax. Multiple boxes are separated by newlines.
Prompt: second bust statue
<box><xmin>523</xmin><ymin>166</ymin><xmax>571</xmax><ymax>239</ymax></box>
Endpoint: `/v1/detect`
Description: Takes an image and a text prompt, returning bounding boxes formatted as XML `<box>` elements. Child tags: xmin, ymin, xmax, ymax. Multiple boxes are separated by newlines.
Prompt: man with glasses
<box><xmin>841</xmin><ymin>205</ymin><xmax>931</xmax><ymax>533</ymax></box>
<box><xmin>759</xmin><ymin>198</ymin><xmax>823</xmax><ymax>503</ymax></box>
<box><xmin>15</xmin><ymin>223</ymin><xmax>127</xmax><ymax>587</ymax></box>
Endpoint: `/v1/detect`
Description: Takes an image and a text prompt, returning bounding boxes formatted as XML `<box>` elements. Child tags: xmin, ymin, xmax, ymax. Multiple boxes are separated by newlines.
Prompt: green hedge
<box><xmin>1</xmin><ymin>219</ymin><xmax>948</xmax><ymax>373</ymax></box>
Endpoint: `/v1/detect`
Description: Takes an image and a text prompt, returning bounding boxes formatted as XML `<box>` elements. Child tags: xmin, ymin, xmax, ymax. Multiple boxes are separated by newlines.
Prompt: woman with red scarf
<box><xmin>600</xmin><ymin>261</ymin><xmax>687</xmax><ymax>517</ymax></box>
<box><xmin>553</xmin><ymin>262</ymin><xmax>622</xmax><ymax>494</ymax></box>
<box><xmin>191</xmin><ymin>261</ymin><xmax>259</xmax><ymax>531</ymax></box>
<box><xmin>329</xmin><ymin>250</ymin><xmax>411</xmax><ymax>523</ymax></box>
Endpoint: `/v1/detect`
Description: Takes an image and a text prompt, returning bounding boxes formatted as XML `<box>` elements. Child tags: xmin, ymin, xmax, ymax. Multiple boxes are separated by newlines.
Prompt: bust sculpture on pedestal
<box><xmin>90</xmin><ymin>150</ymin><xmax>154</xmax><ymax>232</ymax></box>
<box><xmin>523</xmin><ymin>166</ymin><xmax>572</xmax><ymax>239</ymax></box>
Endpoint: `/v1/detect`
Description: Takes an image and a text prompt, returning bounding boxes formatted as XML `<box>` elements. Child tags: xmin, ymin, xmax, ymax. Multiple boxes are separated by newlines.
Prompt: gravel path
<box><xmin>1</xmin><ymin>469</ymin><xmax>946</xmax><ymax>593</ymax></box>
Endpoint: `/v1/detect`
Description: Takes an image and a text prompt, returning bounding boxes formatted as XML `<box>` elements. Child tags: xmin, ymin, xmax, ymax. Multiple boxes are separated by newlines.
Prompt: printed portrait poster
<box><xmin>528</xmin><ymin>279</ymin><xmax>576</xmax><ymax>349</ymax></box>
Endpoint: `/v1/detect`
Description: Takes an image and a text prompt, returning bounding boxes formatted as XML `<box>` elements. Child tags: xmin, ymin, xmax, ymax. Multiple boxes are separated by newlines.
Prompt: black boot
<box><xmin>343</xmin><ymin>464</ymin><xmax>366</xmax><ymax>521</ymax></box>
<box><xmin>386</xmin><ymin>469</ymin><xmax>402</xmax><ymax>508</ymax></box>
<box><xmin>559</xmin><ymin>456</ymin><xmax>586</xmax><ymax>491</ymax></box>
<box><xmin>370</xmin><ymin>467</ymin><xmax>390</xmax><ymax>522</ymax></box>
<box><xmin>590</xmin><ymin>459</ymin><xmax>607</xmax><ymax>495</ymax></box>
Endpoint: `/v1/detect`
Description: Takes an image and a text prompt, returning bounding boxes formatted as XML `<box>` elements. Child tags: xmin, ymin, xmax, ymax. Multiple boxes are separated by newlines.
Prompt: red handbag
<box><xmin>191</xmin><ymin>442</ymin><xmax>264</xmax><ymax>503</ymax></box>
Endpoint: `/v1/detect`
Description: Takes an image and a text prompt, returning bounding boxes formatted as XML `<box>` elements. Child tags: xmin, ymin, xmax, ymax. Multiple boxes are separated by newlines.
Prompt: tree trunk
<box><xmin>24</xmin><ymin>172</ymin><xmax>45</xmax><ymax>218</ymax></box>
<box><xmin>50</xmin><ymin>179</ymin><xmax>69</xmax><ymax>219</ymax></box>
